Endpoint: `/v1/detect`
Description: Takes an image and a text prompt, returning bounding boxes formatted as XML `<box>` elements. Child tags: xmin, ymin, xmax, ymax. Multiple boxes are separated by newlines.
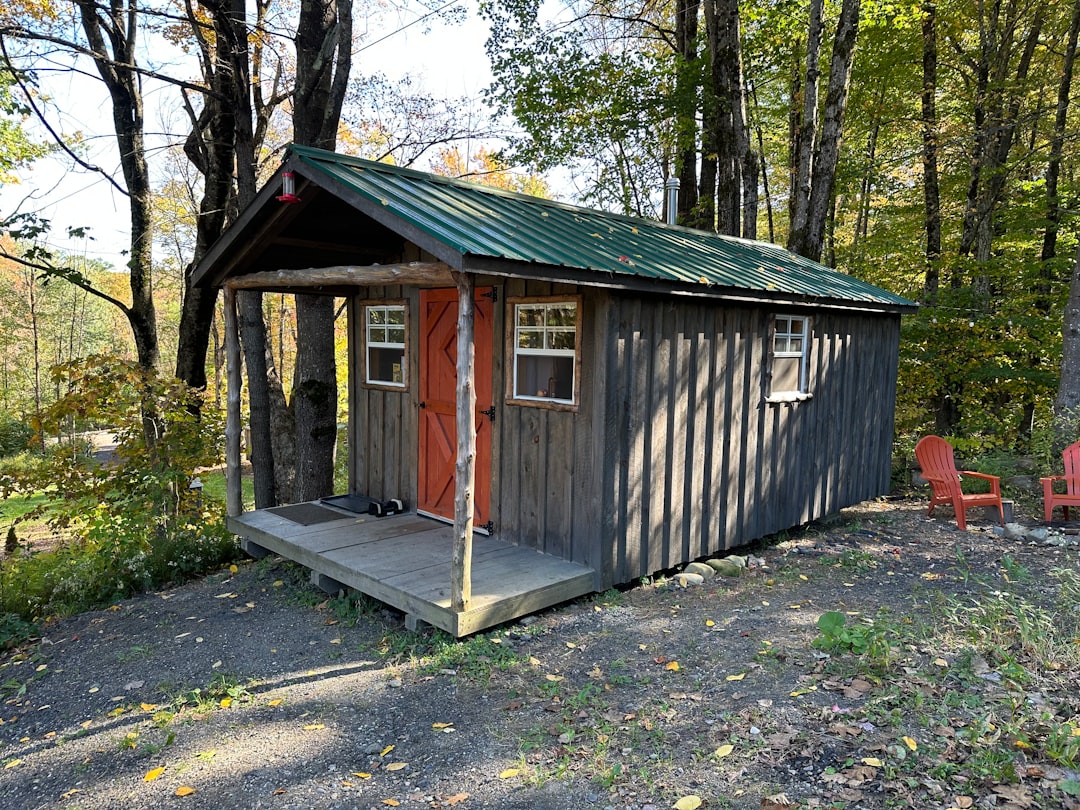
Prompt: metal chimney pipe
<box><xmin>664</xmin><ymin>176</ymin><xmax>680</xmax><ymax>225</ymax></box>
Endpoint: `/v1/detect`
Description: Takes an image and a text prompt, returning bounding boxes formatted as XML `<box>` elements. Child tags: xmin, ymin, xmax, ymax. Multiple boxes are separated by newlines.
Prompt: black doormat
<box><xmin>320</xmin><ymin>493</ymin><xmax>378</xmax><ymax>514</ymax></box>
<box><xmin>266</xmin><ymin>503</ymin><xmax>349</xmax><ymax>526</ymax></box>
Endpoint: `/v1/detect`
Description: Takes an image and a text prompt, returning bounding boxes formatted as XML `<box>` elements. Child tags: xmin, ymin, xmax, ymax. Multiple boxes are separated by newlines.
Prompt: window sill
<box><xmin>765</xmin><ymin>391</ymin><xmax>813</xmax><ymax>404</ymax></box>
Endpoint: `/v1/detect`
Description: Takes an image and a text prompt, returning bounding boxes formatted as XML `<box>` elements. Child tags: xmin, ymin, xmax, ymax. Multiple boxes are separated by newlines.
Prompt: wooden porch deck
<box><xmin>228</xmin><ymin>504</ymin><xmax>597</xmax><ymax>636</ymax></box>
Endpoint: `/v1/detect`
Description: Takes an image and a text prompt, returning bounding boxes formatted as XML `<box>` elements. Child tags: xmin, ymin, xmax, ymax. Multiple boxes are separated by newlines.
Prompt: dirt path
<box><xmin>1</xmin><ymin>498</ymin><xmax>1078</xmax><ymax>810</ymax></box>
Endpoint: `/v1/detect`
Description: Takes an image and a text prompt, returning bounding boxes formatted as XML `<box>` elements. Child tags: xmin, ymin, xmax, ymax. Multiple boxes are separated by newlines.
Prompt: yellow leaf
<box><xmin>673</xmin><ymin>796</ymin><xmax>703</xmax><ymax>810</ymax></box>
<box><xmin>385</xmin><ymin>762</ymin><xmax>408</xmax><ymax>771</ymax></box>
<box><xmin>1071</xmin><ymin>727</ymin><xmax>1080</xmax><ymax>737</ymax></box>
<box><xmin>432</xmin><ymin>722</ymin><xmax>454</xmax><ymax>729</ymax></box>
<box><xmin>380</xmin><ymin>744</ymin><xmax>395</xmax><ymax>757</ymax></box>
<box><xmin>861</xmin><ymin>757</ymin><xmax>883</xmax><ymax>767</ymax></box>
<box><xmin>144</xmin><ymin>767</ymin><xmax>165</xmax><ymax>782</ymax></box>
<box><xmin>1014</xmin><ymin>740</ymin><xmax>1032</xmax><ymax>749</ymax></box>
<box><xmin>35</xmin><ymin>664</ymin><xmax>47</xmax><ymax>672</ymax></box>
<box><xmin>267</xmin><ymin>699</ymin><xmax>283</xmax><ymax>707</ymax></box>
<box><xmin>382</xmin><ymin>800</ymin><xmax>400</xmax><ymax>807</ymax></box>
<box><xmin>273</xmin><ymin>580</ymin><xmax>284</xmax><ymax>587</ymax></box>
<box><xmin>229</xmin><ymin>564</ymin><xmax>238</xmax><ymax>574</ymax></box>
<box><xmin>726</xmin><ymin>672</ymin><xmax>746</xmax><ymax>681</ymax></box>
<box><xmin>790</xmin><ymin>685</ymin><xmax>817</xmax><ymax>697</ymax></box>
<box><xmin>140</xmin><ymin>703</ymin><xmax>157</xmax><ymax>712</ymax></box>
<box><xmin>219</xmin><ymin>697</ymin><xmax>232</xmax><ymax>709</ymax></box>
<box><xmin>666</xmin><ymin>661</ymin><xmax>680</xmax><ymax>671</ymax></box>
<box><xmin>714</xmin><ymin>744</ymin><xmax>734</xmax><ymax>758</ymax></box>
<box><xmin>499</xmin><ymin>768</ymin><xmax>520</xmax><ymax>779</ymax></box>
<box><xmin>528</xmin><ymin>656</ymin><xmax>541</xmax><ymax>666</ymax></box>
<box><xmin>566</xmin><ymin>642</ymin><xmax>577</xmax><ymax>648</ymax></box>
<box><xmin>61</xmin><ymin>789</ymin><xmax>82</xmax><ymax>799</ymax></box>
<box><xmin>5</xmin><ymin>759</ymin><xmax>21</xmax><ymax>769</ymax></box>
<box><xmin>303</xmin><ymin>724</ymin><xmax>325</xmax><ymax>731</ymax></box>
<box><xmin>350</xmin><ymin>772</ymin><xmax>372</xmax><ymax>779</ymax></box>
<box><xmin>175</xmin><ymin>786</ymin><xmax>196</xmax><ymax>796</ymax></box>
<box><xmin>107</xmin><ymin>707</ymin><xmax>125</xmax><ymax>718</ymax></box>
<box><xmin>799</xmin><ymin>574</ymin><xmax>808</xmax><ymax>581</ymax></box>
<box><xmin>545</xmin><ymin>674</ymin><xmax>564</xmax><ymax>682</ymax></box>
<box><xmin>934</xmin><ymin>658</ymin><xmax>949</xmax><ymax>667</ymax></box>
<box><xmin>902</xmin><ymin>736</ymin><xmax>918</xmax><ymax>751</ymax></box>
<box><xmin>788</xmin><ymin>604</ymin><xmax>801</xmax><ymax>610</ymax></box>
<box><xmin>705</xmin><ymin>619</ymin><xmax>715</xmax><ymax>627</ymax></box>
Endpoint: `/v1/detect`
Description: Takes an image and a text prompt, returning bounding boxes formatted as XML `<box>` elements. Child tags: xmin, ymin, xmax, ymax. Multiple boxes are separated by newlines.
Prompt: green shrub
<box><xmin>0</xmin><ymin>414</ymin><xmax>33</xmax><ymax>458</ymax></box>
<box><xmin>0</xmin><ymin>355</ymin><xmax>239</xmax><ymax>621</ymax></box>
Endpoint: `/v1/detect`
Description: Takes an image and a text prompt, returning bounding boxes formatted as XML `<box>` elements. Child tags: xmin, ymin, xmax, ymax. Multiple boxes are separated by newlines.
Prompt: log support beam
<box><xmin>223</xmin><ymin>285</ymin><xmax>243</xmax><ymax>517</ymax></box>
<box><xmin>451</xmin><ymin>270</ymin><xmax>476</xmax><ymax>613</ymax></box>
<box><xmin>224</xmin><ymin>261</ymin><xmax>453</xmax><ymax>291</ymax></box>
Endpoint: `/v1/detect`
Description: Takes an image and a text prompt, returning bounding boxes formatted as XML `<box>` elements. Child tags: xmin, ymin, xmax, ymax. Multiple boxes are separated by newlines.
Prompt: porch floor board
<box><xmin>228</xmin><ymin>506</ymin><xmax>596</xmax><ymax>636</ymax></box>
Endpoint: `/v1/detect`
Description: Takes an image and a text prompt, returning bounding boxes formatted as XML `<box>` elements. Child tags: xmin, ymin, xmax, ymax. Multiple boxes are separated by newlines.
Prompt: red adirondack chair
<box><xmin>914</xmin><ymin>435</ymin><xmax>1004</xmax><ymax>531</ymax></box>
<box><xmin>1040</xmin><ymin>441</ymin><xmax>1080</xmax><ymax>522</ymax></box>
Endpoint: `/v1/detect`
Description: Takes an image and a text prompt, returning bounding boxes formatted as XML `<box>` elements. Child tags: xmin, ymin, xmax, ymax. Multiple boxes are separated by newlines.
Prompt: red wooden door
<box><xmin>418</xmin><ymin>288</ymin><xmax>494</xmax><ymax>526</ymax></box>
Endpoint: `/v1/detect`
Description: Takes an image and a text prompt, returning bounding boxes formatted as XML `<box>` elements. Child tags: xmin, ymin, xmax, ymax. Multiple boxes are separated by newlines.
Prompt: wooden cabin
<box><xmin>193</xmin><ymin>145</ymin><xmax>916</xmax><ymax>636</ymax></box>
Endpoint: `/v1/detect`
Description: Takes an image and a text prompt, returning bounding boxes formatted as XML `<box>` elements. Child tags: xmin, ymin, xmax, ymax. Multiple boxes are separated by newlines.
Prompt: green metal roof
<box><xmin>291</xmin><ymin>145</ymin><xmax>915</xmax><ymax>310</ymax></box>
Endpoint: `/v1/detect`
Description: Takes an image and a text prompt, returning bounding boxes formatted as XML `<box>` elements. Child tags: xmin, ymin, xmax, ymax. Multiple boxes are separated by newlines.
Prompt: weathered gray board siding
<box><xmin>599</xmin><ymin>295</ymin><xmax>901</xmax><ymax>588</ymax></box>
<box><xmin>346</xmin><ymin>280</ymin><xmax>899</xmax><ymax>594</ymax></box>
<box><xmin>349</xmin><ymin>285</ymin><xmax>421</xmax><ymax>506</ymax></box>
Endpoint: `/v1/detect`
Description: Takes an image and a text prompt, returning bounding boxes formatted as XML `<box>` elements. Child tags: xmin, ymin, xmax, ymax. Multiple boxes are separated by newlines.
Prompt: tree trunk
<box><xmin>290</xmin><ymin>0</ymin><xmax>354</xmax><ymax>499</ymax></box>
<box><xmin>1042</xmin><ymin>0</ymin><xmax>1080</xmax><ymax>265</ymax></box>
<box><xmin>802</xmin><ymin>0</ymin><xmax>861</xmax><ymax>263</ymax></box>
<box><xmin>239</xmin><ymin>291</ymin><xmax>280</xmax><ymax>508</ymax></box>
<box><xmin>292</xmin><ymin>295</ymin><xmax>337</xmax><ymax>501</ymax></box>
<box><xmin>674</xmin><ymin>0</ymin><xmax>701</xmax><ymax>223</ymax></box>
<box><xmin>703</xmin><ymin>0</ymin><xmax>742</xmax><ymax>236</ymax></box>
<box><xmin>921</xmin><ymin>0</ymin><xmax>942</xmax><ymax>301</ymax></box>
<box><xmin>787</xmin><ymin>0</ymin><xmax>823</xmax><ymax>255</ymax></box>
<box><xmin>75</xmin><ymin>0</ymin><xmax>158</xmax><ymax>373</ymax></box>
<box><xmin>1054</xmin><ymin>241</ymin><xmax>1080</xmax><ymax>428</ymax></box>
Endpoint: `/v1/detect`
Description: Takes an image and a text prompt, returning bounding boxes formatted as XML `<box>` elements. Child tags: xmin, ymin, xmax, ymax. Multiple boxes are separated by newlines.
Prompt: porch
<box><xmin>229</xmin><ymin>503</ymin><xmax>597</xmax><ymax>637</ymax></box>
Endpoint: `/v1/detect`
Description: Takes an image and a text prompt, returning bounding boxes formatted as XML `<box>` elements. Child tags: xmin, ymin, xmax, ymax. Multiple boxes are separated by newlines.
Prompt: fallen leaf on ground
<box><xmin>726</xmin><ymin>672</ymin><xmax>746</xmax><ymax>681</ymax></box>
<box><xmin>380</xmin><ymin>744</ymin><xmax>395</xmax><ymax>757</ymax></box>
<box><xmin>432</xmin><ymin>722</ymin><xmax>453</xmax><ymax>729</ymax></box>
<box><xmin>902</xmin><ymin>735</ymin><xmax>917</xmax><ymax>751</ymax></box>
<box><xmin>175</xmin><ymin>786</ymin><xmax>196</xmax><ymax>796</ymax></box>
<box><xmin>673</xmin><ymin>796</ymin><xmax>702</xmax><ymax>810</ymax></box>
<box><xmin>382</xmin><ymin>800</ymin><xmax>400</xmax><ymax>807</ymax></box>
<box><xmin>499</xmin><ymin>768</ymin><xmax>520</xmax><ymax>779</ymax></box>
<box><xmin>219</xmin><ymin>697</ymin><xmax>232</xmax><ymax>708</ymax></box>
<box><xmin>666</xmin><ymin>661</ymin><xmax>681</xmax><ymax>671</ymax></box>
<box><xmin>267</xmin><ymin>699</ymin><xmax>282</xmax><ymax>707</ymax></box>
<box><xmin>385</xmin><ymin>762</ymin><xmax>408</xmax><ymax>771</ymax></box>
<box><xmin>143</xmin><ymin>766</ymin><xmax>165</xmax><ymax>782</ymax></box>
<box><xmin>861</xmin><ymin>757</ymin><xmax>883</xmax><ymax>767</ymax></box>
<box><xmin>714</xmin><ymin>744</ymin><xmax>734</xmax><ymax>758</ymax></box>
<box><xmin>303</xmin><ymin>723</ymin><xmax>325</xmax><ymax>731</ymax></box>
<box><xmin>350</xmin><ymin>772</ymin><xmax>371</xmax><ymax>779</ymax></box>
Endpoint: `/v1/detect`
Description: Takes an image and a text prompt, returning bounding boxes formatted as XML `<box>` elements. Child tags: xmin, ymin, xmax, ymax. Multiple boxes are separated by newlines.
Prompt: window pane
<box><xmin>387</xmin><ymin>307</ymin><xmax>405</xmax><ymax>325</ymax></box>
<box><xmin>774</xmin><ymin>336</ymin><xmax>789</xmax><ymax>353</ymax></box>
<box><xmin>547</xmin><ymin>305</ymin><xmax>576</xmax><ymax>327</ymax></box>
<box><xmin>788</xmin><ymin>337</ymin><xmax>802</xmax><ymax>353</ymax></box>
<box><xmin>790</xmin><ymin>318</ymin><xmax>805</xmax><ymax>337</ymax></box>
<box><xmin>368</xmin><ymin>347</ymin><xmax>405</xmax><ymax>385</ymax></box>
<box><xmin>515</xmin><ymin>355</ymin><xmax>574</xmax><ymax>401</ymax></box>
<box><xmin>368</xmin><ymin>308</ymin><xmax>386</xmax><ymax>325</ymax></box>
<box><xmin>518</xmin><ymin>306</ymin><xmax>544</xmax><ymax>327</ymax></box>
<box><xmin>388</xmin><ymin>326</ymin><xmax>406</xmax><ymax>345</ymax></box>
<box><xmin>549</xmin><ymin>329</ymin><xmax>576</xmax><ymax>351</ymax></box>
<box><xmin>518</xmin><ymin>329</ymin><xmax>543</xmax><ymax>349</ymax></box>
<box><xmin>369</xmin><ymin>325</ymin><xmax>386</xmax><ymax>343</ymax></box>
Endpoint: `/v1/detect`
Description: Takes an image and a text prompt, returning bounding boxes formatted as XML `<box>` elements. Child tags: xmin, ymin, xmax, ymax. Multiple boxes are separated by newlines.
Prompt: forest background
<box><xmin>0</xmin><ymin>0</ymin><xmax>1078</xmax><ymax>626</ymax></box>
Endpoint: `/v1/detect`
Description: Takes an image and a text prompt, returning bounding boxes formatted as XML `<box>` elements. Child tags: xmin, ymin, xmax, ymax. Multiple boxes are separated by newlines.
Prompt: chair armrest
<box><xmin>960</xmin><ymin>470</ymin><xmax>1000</xmax><ymax>494</ymax></box>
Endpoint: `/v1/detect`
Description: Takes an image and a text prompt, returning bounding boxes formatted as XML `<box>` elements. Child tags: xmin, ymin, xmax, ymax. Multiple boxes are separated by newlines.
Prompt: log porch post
<box><xmin>451</xmin><ymin>270</ymin><xmax>476</xmax><ymax>612</ymax></box>
<box><xmin>223</xmin><ymin>285</ymin><xmax>243</xmax><ymax>517</ymax></box>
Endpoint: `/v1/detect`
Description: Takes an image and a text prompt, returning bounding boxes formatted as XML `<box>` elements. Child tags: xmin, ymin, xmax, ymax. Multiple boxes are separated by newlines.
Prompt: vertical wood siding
<box><xmin>350</xmin><ymin>285</ymin><xmax>420</xmax><ymax>506</ymax></box>
<box><xmin>598</xmin><ymin>294</ymin><xmax>900</xmax><ymax>589</ymax></box>
<box><xmin>349</xmin><ymin>282</ymin><xmax>900</xmax><ymax>593</ymax></box>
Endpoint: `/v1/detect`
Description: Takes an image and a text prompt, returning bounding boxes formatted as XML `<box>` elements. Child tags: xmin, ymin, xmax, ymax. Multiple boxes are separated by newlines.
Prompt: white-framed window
<box><xmin>769</xmin><ymin>314</ymin><xmax>810</xmax><ymax>397</ymax></box>
<box><xmin>364</xmin><ymin>303</ymin><xmax>407</xmax><ymax>388</ymax></box>
<box><xmin>509</xmin><ymin>299</ymin><xmax>580</xmax><ymax>407</ymax></box>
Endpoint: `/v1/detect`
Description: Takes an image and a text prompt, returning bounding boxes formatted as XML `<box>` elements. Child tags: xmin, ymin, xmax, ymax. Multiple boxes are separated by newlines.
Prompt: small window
<box><xmin>769</xmin><ymin>314</ymin><xmax>810</xmax><ymax>397</ymax></box>
<box><xmin>509</xmin><ymin>300</ymin><xmax>579</xmax><ymax>407</ymax></box>
<box><xmin>364</xmin><ymin>303</ymin><xmax>407</xmax><ymax>388</ymax></box>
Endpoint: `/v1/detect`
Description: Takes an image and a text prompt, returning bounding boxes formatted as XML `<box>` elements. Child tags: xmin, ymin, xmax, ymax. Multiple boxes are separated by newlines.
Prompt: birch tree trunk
<box><xmin>451</xmin><ymin>271</ymin><xmax>476</xmax><ymax>612</ymax></box>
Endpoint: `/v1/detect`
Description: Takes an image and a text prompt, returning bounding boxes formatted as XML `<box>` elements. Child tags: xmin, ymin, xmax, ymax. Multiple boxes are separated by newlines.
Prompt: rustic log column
<box><xmin>223</xmin><ymin>285</ymin><xmax>243</xmax><ymax>517</ymax></box>
<box><xmin>451</xmin><ymin>270</ymin><xmax>476</xmax><ymax>612</ymax></box>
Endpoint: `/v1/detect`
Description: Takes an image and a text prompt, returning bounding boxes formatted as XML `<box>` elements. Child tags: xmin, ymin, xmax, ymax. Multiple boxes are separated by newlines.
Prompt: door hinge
<box><xmin>478</xmin><ymin>520</ymin><xmax>494</xmax><ymax>534</ymax></box>
<box><xmin>481</xmin><ymin>288</ymin><xmax>498</xmax><ymax>302</ymax></box>
<box><xmin>480</xmin><ymin>405</ymin><xmax>496</xmax><ymax>422</ymax></box>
